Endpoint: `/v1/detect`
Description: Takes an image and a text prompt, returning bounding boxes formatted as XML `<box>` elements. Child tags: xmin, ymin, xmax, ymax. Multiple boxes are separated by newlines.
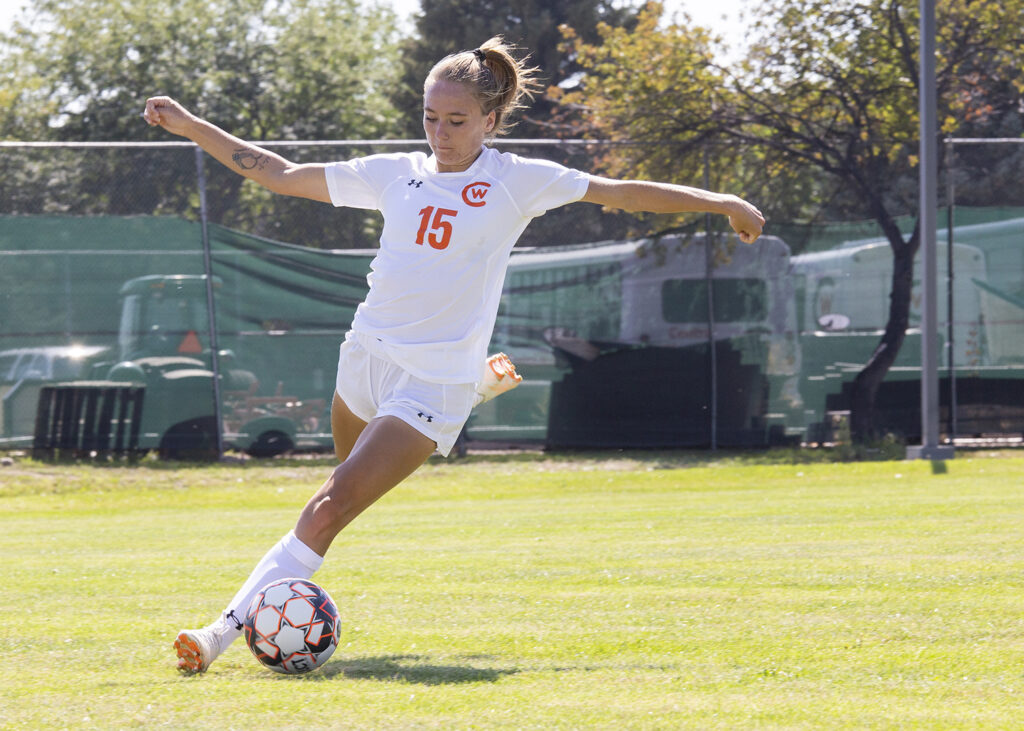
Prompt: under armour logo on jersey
<box><xmin>417</xmin><ymin>411</ymin><xmax>434</xmax><ymax>423</ymax></box>
<box><xmin>408</xmin><ymin>179</ymin><xmax>423</xmax><ymax>188</ymax></box>
<box><xmin>462</xmin><ymin>181</ymin><xmax>491</xmax><ymax>207</ymax></box>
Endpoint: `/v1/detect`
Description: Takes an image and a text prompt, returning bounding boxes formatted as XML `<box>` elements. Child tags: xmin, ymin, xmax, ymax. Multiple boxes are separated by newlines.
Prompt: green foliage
<box><xmin>561</xmin><ymin>0</ymin><xmax>1024</xmax><ymax>225</ymax></box>
<box><xmin>394</xmin><ymin>0</ymin><xmax>642</xmax><ymax>138</ymax></box>
<box><xmin>736</xmin><ymin>0</ymin><xmax>1024</xmax><ymax>220</ymax></box>
<box><xmin>561</xmin><ymin>3</ymin><xmax>722</xmax><ymax>153</ymax></box>
<box><xmin>0</xmin><ymin>0</ymin><xmax>405</xmax><ymax>247</ymax></box>
<box><xmin>559</xmin><ymin>2</ymin><xmax>736</xmax><ymax>231</ymax></box>
<box><xmin>2</xmin><ymin>454</ymin><xmax>1024</xmax><ymax>727</ymax></box>
<box><xmin>0</xmin><ymin>0</ymin><xmax>402</xmax><ymax>142</ymax></box>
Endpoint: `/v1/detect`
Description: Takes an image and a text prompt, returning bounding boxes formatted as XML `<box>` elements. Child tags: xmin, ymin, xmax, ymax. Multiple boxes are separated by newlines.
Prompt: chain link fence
<box><xmin>1</xmin><ymin>138</ymin><xmax>1022</xmax><ymax>456</ymax></box>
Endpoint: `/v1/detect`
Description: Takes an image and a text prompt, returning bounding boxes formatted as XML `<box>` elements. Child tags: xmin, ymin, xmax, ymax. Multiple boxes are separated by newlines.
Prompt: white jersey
<box><xmin>324</xmin><ymin>146</ymin><xmax>590</xmax><ymax>383</ymax></box>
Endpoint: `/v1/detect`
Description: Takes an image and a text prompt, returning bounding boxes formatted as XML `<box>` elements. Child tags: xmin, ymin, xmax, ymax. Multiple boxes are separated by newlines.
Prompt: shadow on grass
<box><xmin>314</xmin><ymin>654</ymin><xmax>518</xmax><ymax>685</ymax></box>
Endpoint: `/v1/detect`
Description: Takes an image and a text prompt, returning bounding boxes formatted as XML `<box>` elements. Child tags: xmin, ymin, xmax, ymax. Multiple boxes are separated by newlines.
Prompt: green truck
<box><xmin>107</xmin><ymin>274</ymin><xmax>328</xmax><ymax>457</ymax></box>
<box><xmin>4</xmin><ymin>274</ymin><xmax>329</xmax><ymax>458</ymax></box>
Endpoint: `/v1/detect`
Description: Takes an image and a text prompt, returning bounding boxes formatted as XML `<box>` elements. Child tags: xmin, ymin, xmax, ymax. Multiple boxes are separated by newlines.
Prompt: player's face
<box><xmin>423</xmin><ymin>79</ymin><xmax>496</xmax><ymax>173</ymax></box>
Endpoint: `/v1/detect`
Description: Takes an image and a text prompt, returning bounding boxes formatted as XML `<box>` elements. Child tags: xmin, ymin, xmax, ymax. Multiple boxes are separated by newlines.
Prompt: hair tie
<box><xmin>473</xmin><ymin>48</ymin><xmax>487</xmax><ymax>63</ymax></box>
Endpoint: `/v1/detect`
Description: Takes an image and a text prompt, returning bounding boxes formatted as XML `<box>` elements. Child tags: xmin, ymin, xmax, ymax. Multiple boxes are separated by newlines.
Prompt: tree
<box><xmin>1</xmin><ymin>0</ymin><xmax>402</xmax><ymax>141</ymax></box>
<box><xmin>730</xmin><ymin>0</ymin><xmax>1024</xmax><ymax>441</ymax></box>
<box><xmin>558</xmin><ymin>4</ymin><xmax>749</xmax><ymax>211</ymax></box>
<box><xmin>561</xmin><ymin>0</ymin><xmax>1024</xmax><ymax>441</ymax></box>
<box><xmin>394</xmin><ymin>0</ymin><xmax>642</xmax><ymax>138</ymax></box>
<box><xmin>0</xmin><ymin>0</ymin><xmax>405</xmax><ymax>248</ymax></box>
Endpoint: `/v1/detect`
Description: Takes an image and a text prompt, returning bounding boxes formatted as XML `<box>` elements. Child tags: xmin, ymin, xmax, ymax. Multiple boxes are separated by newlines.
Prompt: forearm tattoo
<box><xmin>232</xmin><ymin>148</ymin><xmax>268</xmax><ymax>171</ymax></box>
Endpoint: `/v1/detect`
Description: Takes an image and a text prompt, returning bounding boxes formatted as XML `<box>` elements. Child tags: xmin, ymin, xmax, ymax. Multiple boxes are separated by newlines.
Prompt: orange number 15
<box><xmin>416</xmin><ymin>206</ymin><xmax>458</xmax><ymax>250</ymax></box>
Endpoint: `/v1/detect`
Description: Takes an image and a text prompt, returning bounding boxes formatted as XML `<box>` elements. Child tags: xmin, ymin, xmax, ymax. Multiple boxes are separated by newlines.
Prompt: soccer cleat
<box><xmin>473</xmin><ymin>352</ymin><xmax>523</xmax><ymax>407</ymax></box>
<box><xmin>174</xmin><ymin>614</ymin><xmax>238</xmax><ymax>674</ymax></box>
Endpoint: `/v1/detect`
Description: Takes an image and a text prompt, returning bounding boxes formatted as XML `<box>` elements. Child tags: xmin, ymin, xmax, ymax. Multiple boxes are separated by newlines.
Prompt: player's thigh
<box><xmin>326</xmin><ymin>415</ymin><xmax>437</xmax><ymax>514</ymax></box>
<box><xmin>331</xmin><ymin>390</ymin><xmax>367</xmax><ymax>461</ymax></box>
<box><xmin>296</xmin><ymin>415</ymin><xmax>436</xmax><ymax>553</ymax></box>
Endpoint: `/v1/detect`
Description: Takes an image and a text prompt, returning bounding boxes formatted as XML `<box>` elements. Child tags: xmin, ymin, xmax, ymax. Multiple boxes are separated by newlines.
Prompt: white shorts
<box><xmin>335</xmin><ymin>331</ymin><xmax>476</xmax><ymax>457</ymax></box>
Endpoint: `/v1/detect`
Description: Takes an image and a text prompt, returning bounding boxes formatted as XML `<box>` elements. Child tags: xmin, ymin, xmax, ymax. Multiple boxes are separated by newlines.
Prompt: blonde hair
<box><xmin>424</xmin><ymin>36</ymin><xmax>541</xmax><ymax>137</ymax></box>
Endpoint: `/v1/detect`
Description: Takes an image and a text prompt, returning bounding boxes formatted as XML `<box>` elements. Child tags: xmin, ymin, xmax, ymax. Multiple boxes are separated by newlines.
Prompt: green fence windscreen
<box><xmin>2</xmin><ymin>140</ymin><xmax>1023</xmax><ymax>453</ymax></box>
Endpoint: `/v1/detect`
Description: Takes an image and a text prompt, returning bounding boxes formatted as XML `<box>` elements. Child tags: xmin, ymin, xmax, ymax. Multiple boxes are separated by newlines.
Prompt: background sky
<box><xmin>0</xmin><ymin>0</ymin><xmax>748</xmax><ymax>41</ymax></box>
<box><xmin>0</xmin><ymin>0</ymin><xmax>22</xmax><ymax>29</ymax></box>
<box><xmin>376</xmin><ymin>0</ymin><xmax>750</xmax><ymax>56</ymax></box>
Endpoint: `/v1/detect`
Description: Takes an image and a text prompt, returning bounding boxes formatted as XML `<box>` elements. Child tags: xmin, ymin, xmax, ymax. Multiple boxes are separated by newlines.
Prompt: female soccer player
<box><xmin>144</xmin><ymin>37</ymin><xmax>765</xmax><ymax>673</ymax></box>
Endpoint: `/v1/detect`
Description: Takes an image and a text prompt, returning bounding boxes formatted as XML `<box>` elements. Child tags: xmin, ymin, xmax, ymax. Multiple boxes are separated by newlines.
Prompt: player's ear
<box><xmin>484</xmin><ymin>110</ymin><xmax>496</xmax><ymax>133</ymax></box>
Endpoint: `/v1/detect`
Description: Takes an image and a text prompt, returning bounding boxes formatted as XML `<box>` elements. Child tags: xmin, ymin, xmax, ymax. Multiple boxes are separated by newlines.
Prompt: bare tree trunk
<box><xmin>849</xmin><ymin>221</ymin><xmax>922</xmax><ymax>442</ymax></box>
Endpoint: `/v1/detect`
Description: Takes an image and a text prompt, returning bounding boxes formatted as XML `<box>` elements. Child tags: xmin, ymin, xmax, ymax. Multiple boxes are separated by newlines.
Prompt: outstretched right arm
<box><xmin>143</xmin><ymin>96</ymin><xmax>331</xmax><ymax>204</ymax></box>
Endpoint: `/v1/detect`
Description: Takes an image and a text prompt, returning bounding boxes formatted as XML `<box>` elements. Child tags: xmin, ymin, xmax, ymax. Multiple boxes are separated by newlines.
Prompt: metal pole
<box><xmin>704</xmin><ymin>146</ymin><xmax>718</xmax><ymax>450</ymax></box>
<box><xmin>945</xmin><ymin>139</ymin><xmax>957</xmax><ymax>443</ymax></box>
<box><xmin>908</xmin><ymin>0</ymin><xmax>953</xmax><ymax>460</ymax></box>
<box><xmin>195</xmin><ymin>146</ymin><xmax>225</xmax><ymax>459</ymax></box>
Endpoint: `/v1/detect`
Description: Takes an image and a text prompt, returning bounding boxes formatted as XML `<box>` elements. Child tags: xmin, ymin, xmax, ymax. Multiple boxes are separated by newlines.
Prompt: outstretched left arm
<box><xmin>582</xmin><ymin>175</ymin><xmax>765</xmax><ymax>244</ymax></box>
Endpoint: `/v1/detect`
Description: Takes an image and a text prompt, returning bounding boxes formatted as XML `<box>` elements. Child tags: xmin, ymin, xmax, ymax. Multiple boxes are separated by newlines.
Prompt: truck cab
<box><xmin>109</xmin><ymin>275</ymin><xmax>319</xmax><ymax>458</ymax></box>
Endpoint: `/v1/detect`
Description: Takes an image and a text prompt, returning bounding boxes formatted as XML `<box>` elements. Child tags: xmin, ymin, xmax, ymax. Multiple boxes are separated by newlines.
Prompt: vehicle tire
<box><xmin>158</xmin><ymin>416</ymin><xmax>219</xmax><ymax>460</ymax></box>
<box><xmin>247</xmin><ymin>430</ymin><xmax>294</xmax><ymax>458</ymax></box>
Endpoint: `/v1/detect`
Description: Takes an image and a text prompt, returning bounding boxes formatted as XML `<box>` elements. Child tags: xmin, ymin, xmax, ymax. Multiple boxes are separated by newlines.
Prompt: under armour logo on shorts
<box><xmin>417</xmin><ymin>411</ymin><xmax>434</xmax><ymax>423</ymax></box>
<box><xmin>408</xmin><ymin>179</ymin><xmax>423</xmax><ymax>188</ymax></box>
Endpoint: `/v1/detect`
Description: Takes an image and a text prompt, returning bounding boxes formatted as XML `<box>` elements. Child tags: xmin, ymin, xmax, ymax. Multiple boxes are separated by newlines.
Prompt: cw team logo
<box><xmin>461</xmin><ymin>181</ymin><xmax>491</xmax><ymax>207</ymax></box>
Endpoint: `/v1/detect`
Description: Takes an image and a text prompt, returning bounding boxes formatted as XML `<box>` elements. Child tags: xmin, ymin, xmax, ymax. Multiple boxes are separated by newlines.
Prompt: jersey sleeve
<box><xmin>501</xmin><ymin>154</ymin><xmax>590</xmax><ymax>218</ymax></box>
<box><xmin>324</xmin><ymin>153</ymin><xmax>414</xmax><ymax>210</ymax></box>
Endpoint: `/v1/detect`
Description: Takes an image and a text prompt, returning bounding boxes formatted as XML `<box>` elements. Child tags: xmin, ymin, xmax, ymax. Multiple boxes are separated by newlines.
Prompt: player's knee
<box><xmin>303</xmin><ymin>465</ymin><xmax>360</xmax><ymax>538</ymax></box>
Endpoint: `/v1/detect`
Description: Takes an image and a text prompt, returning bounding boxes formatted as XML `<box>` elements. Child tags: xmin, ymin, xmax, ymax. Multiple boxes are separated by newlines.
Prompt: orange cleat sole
<box><xmin>174</xmin><ymin>632</ymin><xmax>205</xmax><ymax>674</ymax></box>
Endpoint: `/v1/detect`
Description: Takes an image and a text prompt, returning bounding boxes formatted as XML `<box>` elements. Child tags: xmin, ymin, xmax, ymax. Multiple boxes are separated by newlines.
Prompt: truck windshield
<box><xmin>119</xmin><ymin>290</ymin><xmax>209</xmax><ymax>359</ymax></box>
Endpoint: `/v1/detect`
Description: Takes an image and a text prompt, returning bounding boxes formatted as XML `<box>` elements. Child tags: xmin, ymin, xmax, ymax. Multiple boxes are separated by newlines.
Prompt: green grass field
<box><xmin>2</xmin><ymin>450</ymin><xmax>1023</xmax><ymax>729</ymax></box>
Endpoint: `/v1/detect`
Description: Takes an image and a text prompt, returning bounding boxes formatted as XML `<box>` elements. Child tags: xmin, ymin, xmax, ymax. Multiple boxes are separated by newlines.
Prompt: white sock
<box><xmin>219</xmin><ymin>530</ymin><xmax>325</xmax><ymax>642</ymax></box>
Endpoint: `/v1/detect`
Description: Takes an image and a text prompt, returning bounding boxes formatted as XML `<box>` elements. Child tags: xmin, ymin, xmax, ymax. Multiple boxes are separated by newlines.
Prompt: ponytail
<box><xmin>425</xmin><ymin>36</ymin><xmax>541</xmax><ymax>137</ymax></box>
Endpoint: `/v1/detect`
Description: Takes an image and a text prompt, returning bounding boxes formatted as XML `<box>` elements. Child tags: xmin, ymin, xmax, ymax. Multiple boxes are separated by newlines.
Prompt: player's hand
<box><xmin>728</xmin><ymin>197</ymin><xmax>766</xmax><ymax>244</ymax></box>
<box><xmin>143</xmin><ymin>96</ymin><xmax>196</xmax><ymax>137</ymax></box>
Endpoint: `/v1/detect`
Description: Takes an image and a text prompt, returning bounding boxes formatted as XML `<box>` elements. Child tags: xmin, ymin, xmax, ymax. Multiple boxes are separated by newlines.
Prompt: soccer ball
<box><xmin>243</xmin><ymin>577</ymin><xmax>341</xmax><ymax>674</ymax></box>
